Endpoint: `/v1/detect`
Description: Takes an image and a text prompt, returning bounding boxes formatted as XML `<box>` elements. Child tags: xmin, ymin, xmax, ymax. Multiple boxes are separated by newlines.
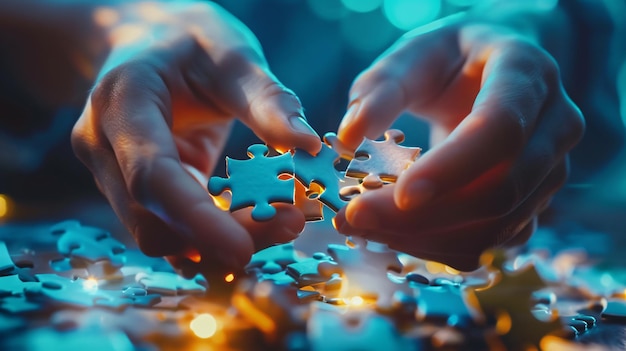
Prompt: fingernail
<box><xmin>338</xmin><ymin>101</ymin><xmax>361</xmax><ymax>132</ymax></box>
<box><xmin>399</xmin><ymin>179</ymin><xmax>436</xmax><ymax>209</ymax></box>
<box><xmin>351</xmin><ymin>207</ymin><xmax>379</xmax><ymax>230</ymax></box>
<box><xmin>289</xmin><ymin>115</ymin><xmax>319</xmax><ymax>138</ymax></box>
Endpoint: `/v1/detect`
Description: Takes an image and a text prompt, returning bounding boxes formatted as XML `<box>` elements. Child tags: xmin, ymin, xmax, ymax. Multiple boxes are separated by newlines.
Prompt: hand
<box><xmin>71</xmin><ymin>2</ymin><xmax>321</xmax><ymax>276</ymax></box>
<box><xmin>334</xmin><ymin>17</ymin><xmax>584</xmax><ymax>270</ymax></box>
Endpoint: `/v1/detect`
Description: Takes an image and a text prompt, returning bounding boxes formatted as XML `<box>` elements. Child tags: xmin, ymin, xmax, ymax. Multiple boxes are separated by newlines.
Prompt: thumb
<box><xmin>239</xmin><ymin>70</ymin><xmax>322</xmax><ymax>155</ymax></box>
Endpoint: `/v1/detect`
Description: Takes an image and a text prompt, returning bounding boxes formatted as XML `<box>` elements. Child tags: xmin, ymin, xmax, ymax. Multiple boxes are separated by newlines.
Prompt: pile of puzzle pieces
<box><xmin>208</xmin><ymin>129</ymin><xmax>421</xmax><ymax>221</ymax></box>
<box><xmin>3</xmin><ymin>131</ymin><xmax>626</xmax><ymax>350</ymax></box>
<box><xmin>2</xmin><ymin>219</ymin><xmax>626</xmax><ymax>350</ymax></box>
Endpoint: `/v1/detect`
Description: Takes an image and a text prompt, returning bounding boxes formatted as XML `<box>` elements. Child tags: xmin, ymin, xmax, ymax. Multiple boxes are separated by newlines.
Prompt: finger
<box><xmin>394</xmin><ymin>93</ymin><xmax>581</xmax><ymax>227</ymax></box>
<box><xmin>394</xmin><ymin>42</ymin><xmax>560</xmax><ymax>210</ymax></box>
<box><xmin>232</xmin><ymin>203</ymin><xmax>305</xmax><ymax>252</ymax></box>
<box><xmin>181</xmin><ymin>35</ymin><xmax>322</xmax><ymax>155</ymax></box>
<box><xmin>337</xmin><ymin>28</ymin><xmax>463</xmax><ymax>149</ymax></box>
<box><xmin>91</xmin><ymin>62</ymin><xmax>254</xmax><ymax>270</ymax></box>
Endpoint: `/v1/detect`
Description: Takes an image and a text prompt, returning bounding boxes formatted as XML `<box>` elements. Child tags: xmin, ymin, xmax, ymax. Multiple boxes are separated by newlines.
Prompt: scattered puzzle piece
<box><xmin>345</xmin><ymin>129</ymin><xmax>420</xmax><ymax>183</ymax></box>
<box><xmin>52</xmin><ymin>221</ymin><xmax>126</xmax><ymax>268</ymax></box>
<box><xmin>0</xmin><ymin>241</ymin><xmax>14</xmax><ymax>274</ymax></box>
<box><xmin>246</xmin><ymin>243</ymin><xmax>303</xmax><ymax>274</ymax></box>
<box><xmin>414</xmin><ymin>284</ymin><xmax>482</xmax><ymax>327</ymax></box>
<box><xmin>209</xmin><ymin>144</ymin><xmax>295</xmax><ymax>221</ymax></box>
<box><xmin>136</xmin><ymin>271</ymin><xmax>207</xmax><ymax>296</ymax></box>
<box><xmin>326</xmin><ymin>241</ymin><xmax>411</xmax><ymax>309</ymax></box>
<box><xmin>472</xmin><ymin>250</ymin><xmax>562</xmax><ymax>350</ymax></box>
<box><xmin>307</xmin><ymin>303</ymin><xmax>417</xmax><ymax>351</ymax></box>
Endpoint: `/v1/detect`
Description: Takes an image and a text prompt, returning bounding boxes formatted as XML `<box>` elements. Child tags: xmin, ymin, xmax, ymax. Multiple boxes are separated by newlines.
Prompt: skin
<box><xmin>67</xmin><ymin>2</ymin><xmax>322</xmax><ymax>276</ymax></box>
<box><xmin>333</xmin><ymin>10</ymin><xmax>586</xmax><ymax>270</ymax></box>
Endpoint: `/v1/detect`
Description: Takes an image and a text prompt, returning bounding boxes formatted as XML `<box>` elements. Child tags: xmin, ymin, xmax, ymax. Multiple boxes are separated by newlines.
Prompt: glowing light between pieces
<box><xmin>190</xmin><ymin>313</ymin><xmax>218</xmax><ymax>339</ymax></box>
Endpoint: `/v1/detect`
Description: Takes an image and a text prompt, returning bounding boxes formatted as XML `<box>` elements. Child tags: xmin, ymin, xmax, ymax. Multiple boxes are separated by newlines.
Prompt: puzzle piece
<box><xmin>0</xmin><ymin>295</ymin><xmax>41</xmax><ymax>314</ymax></box>
<box><xmin>209</xmin><ymin>144</ymin><xmax>294</xmax><ymax>221</ymax></box>
<box><xmin>471</xmin><ymin>250</ymin><xmax>562</xmax><ymax>350</ymax></box>
<box><xmin>0</xmin><ymin>241</ymin><xmax>14</xmax><ymax>274</ymax></box>
<box><xmin>52</xmin><ymin>221</ymin><xmax>126</xmax><ymax>268</ymax></box>
<box><xmin>286</xmin><ymin>252</ymin><xmax>340</xmax><ymax>287</ymax></box>
<box><xmin>0</xmin><ymin>274</ymin><xmax>41</xmax><ymax>296</ymax></box>
<box><xmin>326</xmin><ymin>240</ymin><xmax>411</xmax><ymax>309</ymax></box>
<box><xmin>307</xmin><ymin>303</ymin><xmax>416</xmax><ymax>351</ymax></box>
<box><xmin>135</xmin><ymin>271</ymin><xmax>207</xmax><ymax>296</ymax></box>
<box><xmin>293</xmin><ymin>143</ymin><xmax>347</xmax><ymax>212</ymax></box>
<box><xmin>345</xmin><ymin>129</ymin><xmax>420</xmax><ymax>183</ymax></box>
<box><xmin>290</xmin><ymin>176</ymin><xmax>324</xmax><ymax>221</ymax></box>
<box><xmin>414</xmin><ymin>284</ymin><xmax>482</xmax><ymax>327</ymax></box>
<box><xmin>246</xmin><ymin>243</ymin><xmax>302</xmax><ymax>274</ymax></box>
<box><xmin>24</xmin><ymin>274</ymin><xmax>115</xmax><ymax>308</ymax></box>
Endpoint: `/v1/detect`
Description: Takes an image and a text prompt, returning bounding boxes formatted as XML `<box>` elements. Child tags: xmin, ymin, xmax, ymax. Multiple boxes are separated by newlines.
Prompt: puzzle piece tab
<box><xmin>246</xmin><ymin>243</ymin><xmax>302</xmax><ymax>274</ymax></box>
<box><xmin>136</xmin><ymin>271</ymin><xmax>207</xmax><ymax>296</ymax></box>
<box><xmin>209</xmin><ymin>144</ymin><xmax>294</xmax><ymax>221</ymax></box>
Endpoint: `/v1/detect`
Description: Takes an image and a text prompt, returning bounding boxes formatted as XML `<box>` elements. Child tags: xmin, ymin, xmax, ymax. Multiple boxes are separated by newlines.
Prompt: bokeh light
<box><xmin>341</xmin><ymin>0</ymin><xmax>382</xmax><ymax>13</ymax></box>
<box><xmin>0</xmin><ymin>195</ymin><xmax>9</xmax><ymax>219</ymax></box>
<box><xmin>224</xmin><ymin>273</ymin><xmax>235</xmax><ymax>283</ymax></box>
<box><xmin>383</xmin><ymin>0</ymin><xmax>442</xmax><ymax>30</ymax></box>
<box><xmin>190</xmin><ymin>313</ymin><xmax>218</xmax><ymax>339</ymax></box>
<box><xmin>82</xmin><ymin>278</ymin><xmax>99</xmax><ymax>292</ymax></box>
<box><xmin>307</xmin><ymin>0</ymin><xmax>349</xmax><ymax>21</ymax></box>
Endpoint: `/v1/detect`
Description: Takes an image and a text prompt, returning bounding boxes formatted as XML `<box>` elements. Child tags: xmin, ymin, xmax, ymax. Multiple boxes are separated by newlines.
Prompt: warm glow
<box><xmin>190</xmin><ymin>313</ymin><xmax>218</xmax><ymax>339</ymax></box>
<box><xmin>0</xmin><ymin>195</ymin><xmax>9</xmax><ymax>218</ymax></box>
<box><xmin>83</xmin><ymin>278</ymin><xmax>99</xmax><ymax>292</ymax></box>
<box><xmin>93</xmin><ymin>7</ymin><xmax>120</xmax><ymax>27</ymax></box>
<box><xmin>495</xmin><ymin>311</ymin><xmax>512</xmax><ymax>335</ymax></box>
<box><xmin>425</xmin><ymin>261</ymin><xmax>446</xmax><ymax>274</ymax></box>
<box><xmin>110</xmin><ymin>24</ymin><xmax>148</xmax><ymax>46</ymax></box>
<box><xmin>224</xmin><ymin>273</ymin><xmax>235</xmax><ymax>283</ymax></box>
<box><xmin>347</xmin><ymin>296</ymin><xmax>364</xmax><ymax>306</ymax></box>
<box><xmin>444</xmin><ymin>265</ymin><xmax>460</xmax><ymax>275</ymax></box>
<box><xmin>186</xmin><ymin>248</ymin><xmax>202</xmax><ymax>263</ymax></box>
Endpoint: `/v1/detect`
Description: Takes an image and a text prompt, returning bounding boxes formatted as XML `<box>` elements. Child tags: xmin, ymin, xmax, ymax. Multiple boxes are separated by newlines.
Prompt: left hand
<box><xmin>333</xmin><ymin>19</ymin><xmax>584</xmax><ymax>270</ymax></box>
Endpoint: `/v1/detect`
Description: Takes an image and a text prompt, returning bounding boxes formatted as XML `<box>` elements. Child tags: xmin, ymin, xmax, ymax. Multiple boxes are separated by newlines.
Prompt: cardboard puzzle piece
<box><xmin>293</xmin><ymin>143</ymin><xmax>347</xmax><ymax>213</ymax></box>
<box><xmin>25</xmin><ymin>274</ymin><xmax>113</xmax><ymax>308</ymax></box>
<box><xmin>471</xmin><ymin>250</ymin><xmax>562</xmax><ymax>350</ymax></box>
<box><xmin>0</xmin><ymin>241</ymin><xmax>14</xmax><ymax>274</ymax></box>
<box><xmin>246</xmin><ymin>243</ymin><xmax>302</xmax><ymax>274</ymax></box>
<box><xmin>286</xmin><ymin>253</ymin><xmax>341</xmax><ymax>287</ymax></box>
<box><xmin>53</xmin><ymin>221</ymin><xmax>126</xmax><ymax>268</ymax></box>
<box><xmin>307</xmin><ymin>304</ymin><xmax>416</xmax><ymax>351</ymax></box>
<box><xmin>209</xmin><ymin>144</ymin><xmax>294</xmax><ymax>221</ymax></box>
<box><xmin>345</xmin><ymin>129</ymin><xmax>420</xmax><ymax>184</ymax></box>
<box><xmin>0</xmin><ymin>274</ymin><xmax>41</xmax><ymax>296</ymax></box>
<box><xmin>290</xmin><ymin>177</ymin><xmax>324</xmax><ymax>221</ymax></box>
<box><xmin>326</xmin><ymin>241</ymin><xmax>412</xmax><ymax>309</ymax></box>
<box><xmin>135</xmin><ymin>271</ymin><xmax>207</xmax><ymax>296</ymax></box>
<box><xmin>414</xmin><ymin>284</ymin><xmax>482</xmax><ymax>327</ymax></box>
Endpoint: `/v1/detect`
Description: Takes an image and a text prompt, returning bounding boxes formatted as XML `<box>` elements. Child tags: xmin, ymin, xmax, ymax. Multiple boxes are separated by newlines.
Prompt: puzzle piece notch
<box><xmin>53</xmin><ymin>221</ymin><xmax>126</xmax><ymax>268</ymax></box>
<box><xmin>345</xmin><ymin>129</ymin><xmax>421</xmax><ymax>184</ymax></box>
<box><xmin>209</xmin><ymin>144</ymin><xmax>295</xmax><ymax>221</ymax></box>
<box><xmin>471</xmin><ymin>250</ymin><xmax>562</xmax><ymax>350</ymax></box>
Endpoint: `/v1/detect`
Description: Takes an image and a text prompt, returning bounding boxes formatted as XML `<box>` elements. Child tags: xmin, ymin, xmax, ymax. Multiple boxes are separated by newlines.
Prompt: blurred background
<box><xmin>0</xmin><ymin>0</ymin><xmax>625</xmax><ymax>253</ymax></box>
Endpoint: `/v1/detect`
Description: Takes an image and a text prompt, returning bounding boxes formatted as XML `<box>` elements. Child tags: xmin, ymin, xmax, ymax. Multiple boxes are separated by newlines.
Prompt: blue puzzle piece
<box><xmin>293</xmin><ymin>143</ymin><xmax>347</xmax><ymax>212</ymax></box>
<box><xmin>52</xmin><ymin>221</ymin><xmax>126</xmax><ymax>268</ymax></box>
<box><xmin>209</xmin><ymin>144</ymin><xmax>294</xmax><ymax>221</ymax></box>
